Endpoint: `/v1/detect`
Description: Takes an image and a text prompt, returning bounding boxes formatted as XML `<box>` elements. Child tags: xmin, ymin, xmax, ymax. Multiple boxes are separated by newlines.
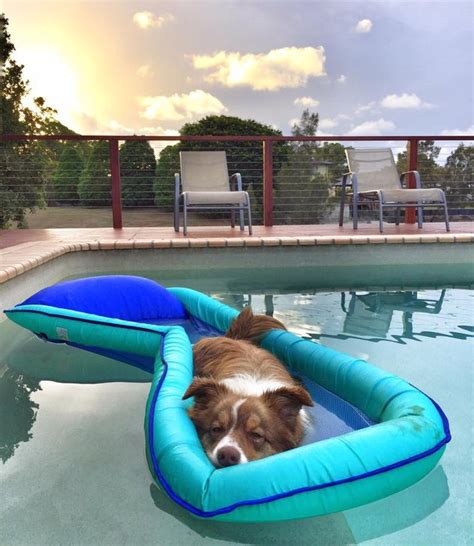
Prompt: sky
<box><xmin>2</xmin><ymin>0</ymin><xmax>473</xmax><ymax>141</ymax></box>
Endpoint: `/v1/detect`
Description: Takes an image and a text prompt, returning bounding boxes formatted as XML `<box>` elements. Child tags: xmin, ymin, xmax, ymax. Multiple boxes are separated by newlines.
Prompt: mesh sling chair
<box><xmin>174</xmin><ymin>151</ymin><xmax>252</xmax><ymax>236</ymax></box>
<box><xmin>339</xmin><ymin>148</ymin><xmax>450</xmax><ymax>233</ymax></box>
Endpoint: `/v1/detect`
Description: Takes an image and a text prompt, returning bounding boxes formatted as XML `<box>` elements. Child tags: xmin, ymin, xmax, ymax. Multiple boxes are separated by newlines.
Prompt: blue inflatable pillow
<box><xmin>21</xmin><ymin>276</ymin><xmax>187</xmax><ymax>322</ymax></box>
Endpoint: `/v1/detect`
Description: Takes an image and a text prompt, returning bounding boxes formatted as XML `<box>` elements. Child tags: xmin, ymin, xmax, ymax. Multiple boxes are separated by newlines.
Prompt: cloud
<box><xmin>319</xmin><ymin>118</ymin><xmax>339</xmax><ymax>130</ymax></box>
<box><xmin>381</xmin><ymin>93</ymin><xmax>434</xmax><ymax>109</ymax></box>
<box><xmin>138</xmin><ymin>89</ymin><xmax>227</xmax><ymax>121</ymax></box>
<box><xmin>191</xmin><ymin>46</ymin><xmax>326</xmax><ymax>91</ymax></box>
<box><xmin>354</xmin><ymin>101</ymin><xmax>378</xmax><ymax>116</ymax></box>
<box><xmin>136</xmin><ymin>64</ymin><xmax>153</xmax><ymax>78</ymax></box>
<box><xmin>133</xmin><ymin>11</ymin><xmax>175</xmax><ymax>30</ymax></box>
<box><xmin>337</xmin><ymin>74</ymin><xmax>347</xmax><ymax>83</ymax></box>
<box><xmin>355</xmin><ymin>19</ymin><xmax>373</xmax><ymax>33</ymax></box>
<box><xmin>294</xmin><ymin>96</ymin><xmax>320</xmax><ymax>108</ymax></box>
<box><xmin>348</xmin><ymin>118</ymin><xmax>395</xmax><ymax>136</ymax></box>
<box><xmin>440</xmin><ymin>125</ymin><xmax>474</xmax><ymax>136</ymax></box>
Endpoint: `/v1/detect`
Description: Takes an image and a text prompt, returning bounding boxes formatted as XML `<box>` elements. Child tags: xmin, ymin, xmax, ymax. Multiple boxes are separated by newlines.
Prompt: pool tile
<box><xmin>279</xmin><ymin>237</ymin><xmax>298</xmax><ymax>246</ymax></box>
<box><xmin>4</xmin><ymin>266</ymin><xmax>17</xmax><ymax>280</ymax></box>
<box><xmin>225</xmin><ymin>239</ymin><xmax>245</xmax><ymax>247</ymax></box>
<box><xmin>189</xmin><ymin>239</ymin><xmax>209</xmax><ymax>248</ymax></box>
<box><xmin>402</xmin><ymin>236</ymin><xmax>422</xmax><ymax>243</ymax></box>
<box><xmin>171</xmin><ymin>239</ymin><xmax>191</xmax><ymax>248</ymax></box>
<box><xmin>132</xmin><ymin>240</ymin><xmax>153</xmax><ymax>249</ymax></box>
<box><xmin>152</xmin><ymin>240</ymin><xmax>172</xmax><ymax>248</ymax></box>
<box><xmin>208</xmin><ymin>238</ymin><xmax>228</xmax><ymax>247</ymax></box>
<box><xmin>352</xmin><ymin>237</ymin><xmax>371</xmax><ymax>244</ymax></box>
<box><xmin>98</xmin><ymin>241</ymin><xmax>116</xmax><ymax>250</ymax></box>
<box><xmin>385</xmin><ymin>236</ymin><xmax>404</xmax><ymax>244</ymax></box>
<box><xmin>262</xmin><ymin>238</ymin><xmax>281</xmax><ymax>246</ymax></box>
<box><xmin>454</xmin><ymin>234</ymin><xmax>474</xmax><ymax>243</ymax></box>
<box><xmin>314</xmin><ymin>237</ymin><xmax>334</xmax><ymax>245</ymax></box>
<box><xmin>244</xmin><ymin>238</ymin><xmax>264</xmax><ymax>247</ymax></box>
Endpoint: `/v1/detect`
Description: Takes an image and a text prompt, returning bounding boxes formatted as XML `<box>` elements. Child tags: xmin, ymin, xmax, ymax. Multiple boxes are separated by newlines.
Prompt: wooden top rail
<box><xmin>1</xmin><ymin>134</ymin><xmax>473</xmax><ymax>142</ymax></box>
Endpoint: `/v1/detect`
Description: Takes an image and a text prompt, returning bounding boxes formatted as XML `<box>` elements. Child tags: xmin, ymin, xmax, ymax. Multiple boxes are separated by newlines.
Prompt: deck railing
<box><xmin>1</xmin><ymin>134</ymin><xmax>472</xmax><ymax>229</ymax></box>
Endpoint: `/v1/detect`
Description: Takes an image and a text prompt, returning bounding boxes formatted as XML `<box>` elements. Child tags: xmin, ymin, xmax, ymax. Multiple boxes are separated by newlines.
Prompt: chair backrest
<box><xmin>180</xmin><ymin>151</ymin><xmax>230</xmax><ymax>192</ymax></box>
<box><xmin>345</xmin><ymin>148</ymin><xmax>401</xmax><ymax>192</ymax></box>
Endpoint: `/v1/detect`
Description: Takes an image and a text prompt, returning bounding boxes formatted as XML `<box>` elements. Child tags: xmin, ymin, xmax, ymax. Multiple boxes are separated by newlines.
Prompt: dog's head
<box><xmin>182</xmin><ymin>378</ymin><xmax>313</xmax><ymax>467</ymax></box>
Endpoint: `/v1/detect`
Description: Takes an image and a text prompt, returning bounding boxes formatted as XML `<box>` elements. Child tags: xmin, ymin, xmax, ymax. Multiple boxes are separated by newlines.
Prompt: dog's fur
<box><xmin>182</xmin><ymin>308</ymin><xmax>313</xmax><ymax>467</ymax></box>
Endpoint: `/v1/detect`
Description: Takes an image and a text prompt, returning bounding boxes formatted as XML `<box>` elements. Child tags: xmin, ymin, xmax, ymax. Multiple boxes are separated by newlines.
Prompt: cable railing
<box><xmin>0</xmin><ymin>134</ymin><xmax>472</xmax><ymax>229</ymax></box>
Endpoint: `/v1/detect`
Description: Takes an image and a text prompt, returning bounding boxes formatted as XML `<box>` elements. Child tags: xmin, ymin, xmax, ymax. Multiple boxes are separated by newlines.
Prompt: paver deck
<box><xmin>1</xmin><ymin>222</ymin><xmax>473</xmax><ymax>285</ymax></box>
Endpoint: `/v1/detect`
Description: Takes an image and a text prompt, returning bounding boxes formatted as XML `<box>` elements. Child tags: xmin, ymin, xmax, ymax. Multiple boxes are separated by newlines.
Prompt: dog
<box><xmin>182</xmin><ymin>307</ymin><xmax>313</xmax><ymax>468</ymax></box>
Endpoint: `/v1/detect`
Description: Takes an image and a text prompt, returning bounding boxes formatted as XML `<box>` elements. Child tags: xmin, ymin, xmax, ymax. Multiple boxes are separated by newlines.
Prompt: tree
<box><xmin>52</xmin><ymin>145</ymin><xmax>83</xmax><ymax>204</ymax></box>
<box><xmin>0</xmin><ymin>14</ymin><xmax>75</xmax><ymax>227</ymax></box>
<box><xmin>396</xmin><ymin>141</ymin><xmax>443</xmax><ymax>186</ymax></box>
<box><xmin>274</xmin><ymin>109</ymin><xmax>334</xmax><ymax>223</ymax></box>
<box><xmin>120</xmin><ymin>140</ymin><xmax>156</xmax><ymax>206</ymax></box>
<box><xmin>78</xmin><ymin>141</ymin><xmax>111</xmax><ymax>206</ymax></box>
<box><xmin>314</xmin><ymin>142</ymin><xmax>348</xmax><ymax>181</ymax></box>
<box><xmin>154</xmin><ymin>115</ymin><xmax>288</xmax><ymax>220</ymax></box>
<box><xmin>154</xmin><ymin>144</ymin><xmax>178</xmax><ymax>211</ymax></box>
<box><xmin>444</xmin><ymin>143</ymin><xmax>474</xmax><ymax>210</ymax></box>
<box><xmin>291</xmin><ymin>108</ymin><xmax>319</xmax><ymax>152</ymax></box>
<box><xmin>0</xmin><ymin>369</ymin><xmax>41</xmax><ymax>463</ymax></box>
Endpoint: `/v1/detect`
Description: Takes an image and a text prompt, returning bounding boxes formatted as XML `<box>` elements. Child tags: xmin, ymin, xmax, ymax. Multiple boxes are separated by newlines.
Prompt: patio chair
<box><xmin>174</xmin><ymin>151</ymin><xmax>252</xmax><ymax>236</ymax></box>
<box><xmin>338</xmin><ymin>148</ymin><xmax>450</xmax><ymax>232</ymax></box>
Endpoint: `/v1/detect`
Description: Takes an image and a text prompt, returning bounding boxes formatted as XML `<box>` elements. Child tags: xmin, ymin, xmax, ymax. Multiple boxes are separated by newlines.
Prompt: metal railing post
<box><xmin>405</xmin><ymin>138</ymin><xmax>418</xmax><ymax>224</ymax></box>
<box><xmin>109</xmin><ymin>139</ymin><xmax>122</xmax><ymax>229</ymax></box>
<box><xmin>263</xmin><ymin>138</ymin><xmax>273</xmax><ymax>227</ymax></box>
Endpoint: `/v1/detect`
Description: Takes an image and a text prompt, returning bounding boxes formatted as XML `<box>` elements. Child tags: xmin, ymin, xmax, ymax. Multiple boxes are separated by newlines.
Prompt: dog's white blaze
<box><xmin>210</xmin><ymin>399</ymin><xmax>248</xmax><ymax>465</ymax></box>
<box><xmin>220</xmin><ymin>374</ymin><xmax>288</xmax><ymax>397</ymax></box>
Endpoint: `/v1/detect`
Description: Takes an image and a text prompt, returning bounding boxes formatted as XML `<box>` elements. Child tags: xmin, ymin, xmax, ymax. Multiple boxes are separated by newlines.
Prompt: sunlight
<box><xmin>15</xmin><ymin>47</ymin><xmax>81</xmax><ymax>127</ymax></box>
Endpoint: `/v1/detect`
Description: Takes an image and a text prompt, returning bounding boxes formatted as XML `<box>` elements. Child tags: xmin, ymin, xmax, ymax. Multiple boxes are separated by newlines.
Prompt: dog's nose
<box><xmin>217</xmin><ymin>446</ymin><xmax>241</xmax><ymax>467</ymax></box>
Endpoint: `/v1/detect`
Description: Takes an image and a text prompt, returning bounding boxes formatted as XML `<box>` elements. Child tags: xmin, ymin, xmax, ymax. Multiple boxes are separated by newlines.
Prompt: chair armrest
<box><xmin>400</xmin><ymin>170</ymin><xmax>421</xmax><ymax>189</ymax></box>
<box><xmin>230</xmin><ymin>173</ymin><xmax>243</xmax><ymax>191</ymax></box>
<box><xmin>341</xmin><ymin>172</ymin><xmax>358</xmax><ymax>193</ymax></box>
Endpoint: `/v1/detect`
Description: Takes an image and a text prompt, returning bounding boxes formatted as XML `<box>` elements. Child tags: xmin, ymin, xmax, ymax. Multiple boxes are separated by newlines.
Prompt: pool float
<box><xmin>5</xmin><ymin>276</ymin><xmax>451</xmax><ymax>522</ymax></box>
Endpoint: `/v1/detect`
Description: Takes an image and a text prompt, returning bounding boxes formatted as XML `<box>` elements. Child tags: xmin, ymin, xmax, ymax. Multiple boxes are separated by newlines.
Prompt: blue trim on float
<box><xmin>147</xmin><ymin>347</ymin><xmax>452</xmax><ymax>519</ymax></box>
<box><xmin>6</xmin><ymin>304</ymin><xmax>452</xmax><ymax>519</ymax></box>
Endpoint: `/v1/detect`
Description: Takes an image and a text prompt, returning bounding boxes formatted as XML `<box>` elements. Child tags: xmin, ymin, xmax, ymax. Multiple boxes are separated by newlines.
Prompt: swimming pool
<box><xmin>0</xmin><ymin>271</ymin><xmax>472</xmax><ymax>544</ymax></box>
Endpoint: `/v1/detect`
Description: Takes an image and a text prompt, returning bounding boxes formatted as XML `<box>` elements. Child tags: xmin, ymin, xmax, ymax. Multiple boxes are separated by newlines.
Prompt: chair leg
<box><xmin>378</xmin><ymin>199</ymin><xmax>384</xmax><ymax>233</ymax></box>
<box><xmin>443</xmin><ymin>198</ymin><xmax>450</xmax><ymax>232</ymax></box>
<box><xmin>352</xmin><ymin>195</ymin><xmax>358</xmax><ymax>229</ymax></box>
<box><xmin>417</xmin><ymin>204</ymin><xmax>423</xmax><ymax>229</ymax></box>
<box><xmin>230</xmin><ymin>211</ymin><xmax>235</xmax><ymax>228</ymax></box>
<box><xmin>239</xmin><ymin>207</ymin><xmax>245</xmax><ymax>231</ymax></box>
<box><xmin>183</xmin><ymin>197</ymin><xmax>188</xmax><ymax>236</ymax></box>
<box><xmin>339</xmin><ymin>192</ymin><xmax>345</xmax><ymax>227</ymax></box>
<box><xmin>395</xmin><ymin>207</ymin><xmax>400</xmax><ymax>226</ymax></box>
<box><xmin>247</xmin><ymin>202</ymin><xmax>253</xmax><ymax>235</ymax></box>
<box><xmin>174</xmin><ymin>198</ymin><xmax>180</xmax><ymax>232</ymax></box>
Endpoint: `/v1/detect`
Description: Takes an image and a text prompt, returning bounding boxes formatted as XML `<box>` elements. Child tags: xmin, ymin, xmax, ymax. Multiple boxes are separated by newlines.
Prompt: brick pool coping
<box><xmin>1</xmin><ymin>224</ymin><xmax>473</xmax><ymax>285</ymax></box>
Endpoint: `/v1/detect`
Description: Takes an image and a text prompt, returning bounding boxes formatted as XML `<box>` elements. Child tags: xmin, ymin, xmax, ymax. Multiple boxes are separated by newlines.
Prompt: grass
<box><xmin>24</xmin><ymin>207</ymin><xmax>228</xmax><ymax>229</ymax></box>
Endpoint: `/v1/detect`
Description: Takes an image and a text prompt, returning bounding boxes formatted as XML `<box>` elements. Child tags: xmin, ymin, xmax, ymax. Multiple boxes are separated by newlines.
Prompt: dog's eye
<box><xmin>211</xmin><ymin>426</ymin><xmax>224</xmax><ymax>434</ymax></box>
<box><xmin>250</xmin><ymin>431</ymin><xmax>265</xmax><ymax>443</ymax></box>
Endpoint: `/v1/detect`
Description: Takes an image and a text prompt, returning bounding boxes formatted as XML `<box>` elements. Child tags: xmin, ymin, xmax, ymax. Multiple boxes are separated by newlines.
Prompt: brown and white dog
<box><xmin>182</xmin><ymin>308</ymin><xmax>313</xmax><ymax>467</ymax></box>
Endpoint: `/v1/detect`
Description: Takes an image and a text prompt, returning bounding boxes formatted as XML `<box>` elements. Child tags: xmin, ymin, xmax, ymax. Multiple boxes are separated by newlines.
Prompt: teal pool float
<box><xmin>5</xmin><ymin>276</ymin><xmax>450</xmax><ymax>522</ymax></box>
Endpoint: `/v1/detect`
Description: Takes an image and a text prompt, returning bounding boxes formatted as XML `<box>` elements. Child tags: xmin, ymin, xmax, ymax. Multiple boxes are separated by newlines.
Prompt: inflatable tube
<box><xmin>5</xmin><ymin>276</ymin><xmax>450</xmax><ymax>522</ymax></box>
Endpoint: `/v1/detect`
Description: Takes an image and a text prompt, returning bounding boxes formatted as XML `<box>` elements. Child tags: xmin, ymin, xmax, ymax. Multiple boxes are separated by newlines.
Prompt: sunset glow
<box><xmin>3</xmin><ymin>0</ymin><xmax>473</xmax><ymax>136</ymax></box>
<box><xmin>17</xmin><ymin>47</ymin><xmax>81</xmax><ymax>127</ymax></box>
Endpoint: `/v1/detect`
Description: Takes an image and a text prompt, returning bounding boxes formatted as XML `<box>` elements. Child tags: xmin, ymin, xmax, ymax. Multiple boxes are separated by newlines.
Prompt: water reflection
<box><xmin>340</xmin><ymin>289</ymin><xmax>446</xmax><ymax>339</ymax></box>
<box><xmin>212</xmin><ymin>288</ymin><xmax>474</xmax><ymax>345</ymax></box>
<box><xmin>0</xmin><ymin>368</ymin><xmax>41</xmax><ymax>463</ymax></box>
<box><xmin>0</xmin><ymin>325</ymin><xmax>150</xmax><ymax>465</ymax></box>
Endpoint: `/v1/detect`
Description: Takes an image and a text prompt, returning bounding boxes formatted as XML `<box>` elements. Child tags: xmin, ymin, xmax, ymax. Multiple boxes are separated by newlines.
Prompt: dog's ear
<box><xmin>263</xmin><ymin>385</ymin><xmax>314</xmax><ymax>425</ymax></box>
<box><xmin>182</xmin><ymin>377</ymin><xmax>227</xmax><ymax>403</ymax></box>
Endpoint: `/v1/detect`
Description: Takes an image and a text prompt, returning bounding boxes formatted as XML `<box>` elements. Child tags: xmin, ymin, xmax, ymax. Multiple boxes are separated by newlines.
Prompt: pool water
<box><xmin>0</xmin><ymin>278</ymin><xmax>472</xmax><ymax>545</ymax></box>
